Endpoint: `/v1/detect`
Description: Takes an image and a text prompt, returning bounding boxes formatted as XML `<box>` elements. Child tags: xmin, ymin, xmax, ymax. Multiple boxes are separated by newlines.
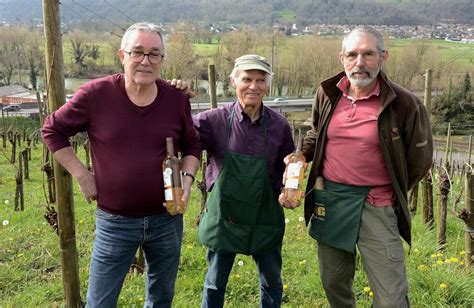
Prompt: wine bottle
<box><xmin>163</xmin><ymin>137</ymin><xmax>185</xmax><ymax>215</ymax></box>
<box><xmin>282</xmin><ymin>133</ymin><xmax>307</xmax><ymax>203</ymax></box>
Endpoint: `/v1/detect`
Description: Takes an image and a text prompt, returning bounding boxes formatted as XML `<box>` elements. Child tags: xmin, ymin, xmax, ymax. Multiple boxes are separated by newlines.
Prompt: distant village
<box><xmin>1</xmin><ymin>20</ymin><xmax>473</xmax><ymax>109</ymax></box>
<box><xmin>0</xmin><ymin>20</ymin><xmax>473</xmax><ymax>43</ymax></box>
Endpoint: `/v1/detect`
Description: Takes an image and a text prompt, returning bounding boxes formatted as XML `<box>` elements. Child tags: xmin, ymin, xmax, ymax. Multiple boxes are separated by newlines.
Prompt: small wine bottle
<box><xmin>163</xmin><ymin>137</ymin><xmax>185</xmax><ymax>215</ymax></box>
<box><xmin>282</xmin><ymin>132</ymin><xmax>307</xmax><ymax>203</ymax></box>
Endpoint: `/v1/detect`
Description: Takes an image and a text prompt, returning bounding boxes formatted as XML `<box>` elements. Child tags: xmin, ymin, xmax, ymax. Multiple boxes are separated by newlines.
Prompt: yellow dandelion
<box><xmin>417</xmin><ymin>264</ymin><xmax>427</xmax><ymax>270</ymax></box>
<box><xmin>436</xmin><ymin>260</ymin><xmax>444</xmax><ymax>265</ymax></box>
<box><xmin>439</xmin><ymin>283</ymin><xmax>447</xmax><ymax>289</ymax></box>
<box><xmin>283</xmin><ymin>284</ymin><xmax>288</xmax><ymax>290</ymax></box>
<box><xmin>139</xmin><ymin>297</ymin><xmax>144</xmax><ymax>301</ymax></box>
<box><xmin>299</xmin><ymin>260</ymin><xmax>307</xmax><ymax>266</ymax></box>
<box><xmin>369</xmin><ymin>291</ymin><xmax>374</xmax><ymax>297</ymax></box>
<box><xmin>436</xmin><ymin>252</ymin><xmax>443</xmax><ymax>257</ymax></box>
<box><xmin>186</xmin><ymin>245</ymin><xmax>193</xmax><ymax>249</ymax></box>
<box><xmin>413</xmin><ymin>248</ymin><xmax>420</xmax><ymax>254</ymax></box>
<box><xmin>460</xmin><ymin>261</ymin><xmax>465</xmax><ymax>265</ymax></box>
<box><xmin>444</xmin><ymin>259</ymin><xmax>451</xmax><ymax>264</ymax></box>
<box><xmin>450</xmin><ymin>257</ymin><xmax>459</xmax><ymax>263</ymax></box>
<box><xmin>235</xmin><ymin>274</ymin><xmax>241</xmax><ymax>279</ymax></box>
<box><xmin>430</xmin><ymin>254</ymin><xmax>437</xmax><ymax>258</ymax></box>
<box><xmin>363</xmin><ymin>287</ymin><xmax>371</xmax><ymax>293</ymax></box>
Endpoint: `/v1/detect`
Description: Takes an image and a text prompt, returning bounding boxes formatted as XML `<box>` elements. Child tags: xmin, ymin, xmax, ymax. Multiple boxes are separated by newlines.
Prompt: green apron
<box><xmin>309</xmin><ymin>179</ymin><xmax>370</xmax><ymax>253</ymax></box>
<box><xmin>198</xmin><ymin>104</ymin><xmax>285</xmax><ymax>255</ymax></box>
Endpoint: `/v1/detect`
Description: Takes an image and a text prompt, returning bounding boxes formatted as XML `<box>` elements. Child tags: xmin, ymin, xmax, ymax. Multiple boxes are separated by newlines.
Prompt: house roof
<box><xmin>0</xmin><ymin>85</ymin><xmax>30</xmax><ymax>97</ymax></box>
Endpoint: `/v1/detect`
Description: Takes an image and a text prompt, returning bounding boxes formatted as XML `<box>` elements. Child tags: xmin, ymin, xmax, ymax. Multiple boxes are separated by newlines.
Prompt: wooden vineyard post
<box><xmin>409</xmin><ymin>183</ymin><xmax>419</xmax><ymax>216</ymax></box>
<box><xmin>464</xmin><ymin>167</ymin><xmax>473</xmax><ymax>270</ymax></box>
<box><xmin>14</xmin><ymin>170</ymin><xmax>24</xmax><ymax>211</ymax></box>
<box><xmin>421</xmin><ymin>169</ymin><xmax>434</xmax><ymax>229</ymax></box>
<box><xmin>9</xmin><ymin>135</ymin><xmax>16</xmax><ymax>164</ymax></box>
<box><xmin>208</xmin><ymin>64</ymin><xmax>217</xmax><ymax>109</ymax></box>
<box><xmin>83</xmin><ymin>139</ymin><xmax>92</xmax><ymax>172</ymax></box>
<box><xmin>422</xmin><ymin>68</ymin><xmax>434</xmax><ymax>227</ymax></box>
<box><xmin>437</xmin><ymin>125</ymin><xmax>451</xmax><ymax>250</ymax></box>
<box><xmin>42</xmin><ymin>0</ymin><xmax>82</xmax><ymax>306</ymax></box>
<box><xmin>22</xmin><ymin>149</ymin><xmax>29</xmax><ymax>180</ymax></box>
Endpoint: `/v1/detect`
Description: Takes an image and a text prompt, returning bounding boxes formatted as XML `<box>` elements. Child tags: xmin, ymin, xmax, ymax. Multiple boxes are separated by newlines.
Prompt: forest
<box><xmin>1</xmin><ymin>0</ymin><xmax>473</xmax><ymax>27</ymax></box>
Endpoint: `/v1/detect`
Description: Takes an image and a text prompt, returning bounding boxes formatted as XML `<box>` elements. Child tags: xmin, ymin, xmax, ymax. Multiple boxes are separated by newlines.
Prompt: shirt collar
<box><xmin>235</xmin><ymin>100</ymin><xmax>264</xmax><ymax>124</ymax></box>
<box><xmin>337</xmin><ymin>75</ymin><xmax>381</xmax><ymax>101</ymax></box>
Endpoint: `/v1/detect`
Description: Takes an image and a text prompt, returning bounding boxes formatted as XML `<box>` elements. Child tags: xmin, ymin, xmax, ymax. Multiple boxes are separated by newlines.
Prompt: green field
<box><xmin>0</xmin><ymin>118</ymin><xmax>473</xmax><ymax>306</ymax></box>
<box><xmin>389</xmin><ymin>38</ymin><xmax>474</xmax><ymax>66</ymax></box>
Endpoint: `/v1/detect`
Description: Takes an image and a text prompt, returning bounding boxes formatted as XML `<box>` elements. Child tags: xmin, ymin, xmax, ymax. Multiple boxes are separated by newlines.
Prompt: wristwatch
<box><xmin>181</xmin><ymin>171</ymin><xmax>195</xmax><ymax>183</ymax></box>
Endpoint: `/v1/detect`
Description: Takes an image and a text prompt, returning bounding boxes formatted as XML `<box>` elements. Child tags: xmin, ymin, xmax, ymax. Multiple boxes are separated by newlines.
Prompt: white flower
<box><xmin>285</xmin><ymin>218</ymin><xmax>290</xmax><ymax>224</ymax></box>
<box><xmin>298</xmin><ymin>217</ymin><xmax>304</xmax><ymax>222</ymax></box>
<box><xmin>237</xmin><ymin>260</ymin><xmax>244</xmax><ymax>267</ymax></box>
<box><xmin>2</xmin><ymin>220</ymin><xmax>9</xmax><ymax>226</ymax></box>
<box><xmin>4</xmin><ymin>200</ymin><xmax>9</xmax><ymax>205</ymax></box>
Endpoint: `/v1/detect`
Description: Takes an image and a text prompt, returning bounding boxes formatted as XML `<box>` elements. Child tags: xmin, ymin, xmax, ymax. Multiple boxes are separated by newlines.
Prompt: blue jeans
<box><xmin>202</xmin><ymin>247</ymin><xmax>283</xmax><ymax>308</ymax></box>
<box><xmin>86</xmin><ymin>209</ymin><xmax>183</xmax><ymax>308</ymax></box>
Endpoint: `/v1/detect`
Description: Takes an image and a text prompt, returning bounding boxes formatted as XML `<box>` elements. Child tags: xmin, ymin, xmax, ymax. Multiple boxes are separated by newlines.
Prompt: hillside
<box><xmin>0</xmin><ymin>0</ymin><xmax>473</xmax><ymax>26</ymax></box>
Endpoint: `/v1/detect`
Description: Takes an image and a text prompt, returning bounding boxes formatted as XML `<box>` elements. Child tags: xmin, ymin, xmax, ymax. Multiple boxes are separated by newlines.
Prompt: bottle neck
<box><xmin>295</xmin><ymin>137</ymin><xmax>303</xmax><ymax>153</ymax></box>
<box><xmin>166</xmin><ymin>139</ymin><xmax>174</xmax><ymax>156</ymax></box>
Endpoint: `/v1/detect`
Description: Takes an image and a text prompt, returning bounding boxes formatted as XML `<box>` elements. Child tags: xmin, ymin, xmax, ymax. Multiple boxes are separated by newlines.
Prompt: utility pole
<box><xmin>42</xmin><ymin>1</ymin><xmax>82</xmax><ymax>306</ymax></box>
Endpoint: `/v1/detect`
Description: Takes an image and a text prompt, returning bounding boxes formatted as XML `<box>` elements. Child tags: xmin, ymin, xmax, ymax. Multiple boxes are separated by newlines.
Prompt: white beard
<box><xmin>346</xmin><ymin>65</ymin><xmax>381</xmax><ymax>88</ymax></box>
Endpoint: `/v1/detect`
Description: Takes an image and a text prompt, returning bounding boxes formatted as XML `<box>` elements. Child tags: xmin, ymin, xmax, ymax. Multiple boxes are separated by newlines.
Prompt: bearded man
<box><xmin>279</xmin><ymin>26</ymin><xmax>433</xmax><ymax>307</ymax></box>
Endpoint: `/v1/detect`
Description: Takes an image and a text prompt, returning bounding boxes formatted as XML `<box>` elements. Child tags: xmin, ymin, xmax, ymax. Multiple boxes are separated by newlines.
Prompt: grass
<box><xmin>389</xmin><ymin>38</ymin><xmax>474</xmax><ymax>66</ymax></box>
<box><xmin>193</xmin><ymin>43</ymin><xmax>219</xmax><ymax>58</ymax></box>
<box><xmin>0</xmin><ymin>122</ymin><xmax>473</xmax><ymax>306</ymax></box>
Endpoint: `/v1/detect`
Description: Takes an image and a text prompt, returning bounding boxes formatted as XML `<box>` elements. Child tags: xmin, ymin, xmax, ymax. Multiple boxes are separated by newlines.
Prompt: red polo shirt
<box><xmin>322</xmin><ymin>76</ymin><xmax>394</xmax><ymax>207</ymax></box>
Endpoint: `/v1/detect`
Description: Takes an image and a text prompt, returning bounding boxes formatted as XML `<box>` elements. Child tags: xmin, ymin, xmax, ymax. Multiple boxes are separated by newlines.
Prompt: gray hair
<box><xmin>229</xmin><ymin>68</ymin><xmax>273</xmax><ymax>88</ymax></box>
<box><xmin>120</xmin><ymin>22</ymin><xmax>166</xmax><ymax>54</ymax></box>
<box><xmin>342</xmin><ymin>26</ymin><xmax>385</xmax><ymax>53</ymax></box>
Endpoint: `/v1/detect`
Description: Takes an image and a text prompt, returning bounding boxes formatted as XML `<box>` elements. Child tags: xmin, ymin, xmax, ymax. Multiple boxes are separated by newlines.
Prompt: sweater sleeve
<box><xmin>41</xmin><ymin>85</ymin><xmax>91</xmax><ymax>153</ymax></box>
<box><xmin>178</xmin><ymin>97</ymin><xmax>201</xmax><ymax>159</ymax></box>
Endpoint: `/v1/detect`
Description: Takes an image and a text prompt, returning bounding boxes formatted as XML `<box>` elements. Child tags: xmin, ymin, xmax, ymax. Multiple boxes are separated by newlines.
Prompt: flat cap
<box><xmin>234</xmin><ymin>54</ymin><xmax>272</xmax><ymax>75</ymax></box>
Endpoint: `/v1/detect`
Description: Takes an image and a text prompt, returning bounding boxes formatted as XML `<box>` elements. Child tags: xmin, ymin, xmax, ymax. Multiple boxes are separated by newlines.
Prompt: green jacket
<box><xmin>303</xmin><ymin>71</ymin><xmax>433</xmax><ymax>245</ymax></box>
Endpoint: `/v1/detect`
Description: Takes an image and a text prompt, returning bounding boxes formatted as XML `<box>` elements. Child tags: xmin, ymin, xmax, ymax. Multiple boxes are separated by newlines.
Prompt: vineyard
<box><xmin>0</xmin><ymin>115</ymin><xmax>473</xmax><ymax>306</ymax></box>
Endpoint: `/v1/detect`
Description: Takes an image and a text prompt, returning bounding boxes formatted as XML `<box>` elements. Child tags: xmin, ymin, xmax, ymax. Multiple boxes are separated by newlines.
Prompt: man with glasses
<box><xmin>42</xmin><ymin>22</ymin><xmax>200</xmax><ymax>307</ymax></box>
<box><xmin>280</xmin><ymin>27</ymin><xmax>432</xmax><ymax>307</ymax></box>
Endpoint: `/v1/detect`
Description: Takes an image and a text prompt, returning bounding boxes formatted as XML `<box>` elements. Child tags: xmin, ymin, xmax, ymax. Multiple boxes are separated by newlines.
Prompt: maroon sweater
<box><xmin>42</xmin><ymin>74</ymin><xmax>201</xmax><ymax>216</ymax></box>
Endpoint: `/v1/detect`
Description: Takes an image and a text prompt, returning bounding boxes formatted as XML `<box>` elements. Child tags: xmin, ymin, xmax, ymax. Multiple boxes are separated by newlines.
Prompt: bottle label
<box><xmin>285</xmin><ymin>162</ymin><xmax>303</xmax><ymax>189</ymax></box>
<box><xmin>163</xmin><ymin>168</ymin><xmax>173</xmax><ymax>201</ymax></box>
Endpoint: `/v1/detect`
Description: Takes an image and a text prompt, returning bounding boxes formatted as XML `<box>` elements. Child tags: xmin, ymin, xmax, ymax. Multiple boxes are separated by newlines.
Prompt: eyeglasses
<box><xmin>343</xmin><ymin>50</ymin><xmax>383</xmax><ymax>62</ymax></box>
<box><xmin>123</xmin><ymin>50</ymin><xmax>164</xmax><ymax>64</ymax></box>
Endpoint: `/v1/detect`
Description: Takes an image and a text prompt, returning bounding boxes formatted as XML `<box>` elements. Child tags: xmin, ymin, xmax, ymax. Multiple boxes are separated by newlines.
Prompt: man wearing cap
<box><xmin>193</xmin><ymin>54</ymin><xmax>295</xmax><ymax>308</ymax></box>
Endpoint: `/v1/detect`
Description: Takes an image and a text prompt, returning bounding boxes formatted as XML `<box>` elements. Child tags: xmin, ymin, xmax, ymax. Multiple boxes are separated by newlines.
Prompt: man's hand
<box><xmin>279</xmin><ymin>153</ymin><xmax>302</xmax><ymax>209</ymax></box>
<box><xmin>279</xmin><ymin>192</ymin><xmax>302</xmax><ymax>209</ymax></box>
<box><xmin>76</xmin><ymin>171</ymin><xmax>98</xmax><ymax>204</ymax></box>
<box><xmin>168</xmin><ymin>79</ymin><xmax>196</xmax><ymax>98</ymax></box>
